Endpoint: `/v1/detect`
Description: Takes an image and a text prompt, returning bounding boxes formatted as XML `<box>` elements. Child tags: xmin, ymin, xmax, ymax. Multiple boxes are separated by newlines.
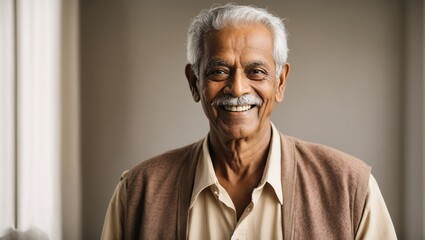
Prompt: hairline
<box><xmin>187</xmin><ymin>4</ymin><xmax>288</xmax><ymax>80</ymax></box>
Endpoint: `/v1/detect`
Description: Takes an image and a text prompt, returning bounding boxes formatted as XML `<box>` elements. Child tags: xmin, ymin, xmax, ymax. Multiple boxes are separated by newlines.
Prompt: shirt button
<box><xmin>246</xmin><ymin>205</ymin><xmax>252</xmax><ymax>212</ymax></box>
<box><xmin>211</xmin><ymin>186</ymin><xmax>219</xmax><ymax>197</ymax></box>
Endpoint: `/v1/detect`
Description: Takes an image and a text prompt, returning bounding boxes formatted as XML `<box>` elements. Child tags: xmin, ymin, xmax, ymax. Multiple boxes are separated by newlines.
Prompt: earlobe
<box><xmin>275</xmin><ymin>63</ymin><xmax>290</xmax><ymax>103</ymax></box>
<box><xmin>185</xmin><ymin>64</ymin><xmax>201</xmax><ymax>102</ymax></box>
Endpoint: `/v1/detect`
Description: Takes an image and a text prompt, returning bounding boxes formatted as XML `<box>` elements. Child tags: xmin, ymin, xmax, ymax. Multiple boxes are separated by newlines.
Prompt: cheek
<box><xmin>201</xmin><ymin>81</ymin><xmax>224</xmax><ymax>102</ymax></box>
<box><xmin>258</xmin><ymin>99</ymin><xmax>274</xmax><ymax>118</ymax></box>
<box><xmin>255</xmin><ymin>85</ymin><xmax>277</xmax><ymax>115</ymax></box>
<box><xmin>200</xmin><ymin>83</ymin><xmax>222</xmax><ymax>116</ymax></box>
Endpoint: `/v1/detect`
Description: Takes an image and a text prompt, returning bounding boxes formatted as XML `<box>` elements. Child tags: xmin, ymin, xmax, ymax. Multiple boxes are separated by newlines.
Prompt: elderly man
<box><xmin>101</xmin><ymin>4</ymin><xmax>397</xmax><ymax>239</ymax></box>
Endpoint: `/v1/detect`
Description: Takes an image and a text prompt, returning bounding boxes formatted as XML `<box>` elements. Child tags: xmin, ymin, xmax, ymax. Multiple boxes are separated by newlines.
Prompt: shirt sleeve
<box><xmin>101</xmin><ymin>171</ymin><xmax>128</xmax><ymax>240</ymax></box>
<box><xmin>355</xmin><ymin>174</ymin><xmax>397</xmax><ymax>240</ymax></box>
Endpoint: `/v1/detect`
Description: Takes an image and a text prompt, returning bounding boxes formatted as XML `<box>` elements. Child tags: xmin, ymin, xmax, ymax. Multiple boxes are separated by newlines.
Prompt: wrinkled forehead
<box><xmin>200</xmin><ymin>24</ymin><xmax>275</xmax><ymax>66</ymax></box>
<box><xmin>203</xmin><ymin>21</ymin><xmax>273</xmax><ymax>44</ymax></box>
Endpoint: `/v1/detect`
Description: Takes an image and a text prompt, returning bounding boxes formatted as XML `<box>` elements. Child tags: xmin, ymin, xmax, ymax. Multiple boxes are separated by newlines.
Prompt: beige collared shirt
<box><xmin>187</xmin><ymin>123</ymin><xmax>283</xmax><ymax>240</ymax></box>
<box><xmin>101</xmin><ymin>124</ymin><xmax>397</xmax><ymax>239</ymax></box>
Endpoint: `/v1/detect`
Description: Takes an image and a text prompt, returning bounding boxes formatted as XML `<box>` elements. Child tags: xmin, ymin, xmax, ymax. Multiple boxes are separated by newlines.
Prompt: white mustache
<box><xmin>211</xmin><ymin>94</ymin><xmax>263</xmax><ymax>107</ymax></box>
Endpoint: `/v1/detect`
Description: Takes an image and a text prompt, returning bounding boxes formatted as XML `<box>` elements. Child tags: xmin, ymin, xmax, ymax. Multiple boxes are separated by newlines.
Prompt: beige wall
<box><xmin>81</xmin><ymin>0</ymin><xmax>407</xmax><ymax>238</ymax></box>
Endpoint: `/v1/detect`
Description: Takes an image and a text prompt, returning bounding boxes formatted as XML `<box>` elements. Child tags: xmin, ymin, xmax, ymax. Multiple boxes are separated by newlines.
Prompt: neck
<box><xmin>208</xmin><ymin>124</ymin><xmax>272</xmax><ymax>181</ymax></box>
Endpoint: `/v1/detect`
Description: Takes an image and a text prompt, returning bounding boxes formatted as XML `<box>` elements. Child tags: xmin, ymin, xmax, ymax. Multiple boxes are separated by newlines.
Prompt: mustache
<box><xmin>211</xmin><ymin>94</ymin><xmax>263</xmax><ymax>107</ymax></box>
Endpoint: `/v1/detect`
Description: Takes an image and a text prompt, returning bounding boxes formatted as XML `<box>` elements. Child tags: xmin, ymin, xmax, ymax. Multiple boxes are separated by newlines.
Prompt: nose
<box><xmin>223</xmin><ymin>70</ymin><xmax>251</xmax><ymax>97</ymax></box>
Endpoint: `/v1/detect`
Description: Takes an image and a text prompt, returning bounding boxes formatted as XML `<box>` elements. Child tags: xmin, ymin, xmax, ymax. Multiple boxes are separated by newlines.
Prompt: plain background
<box><xmin>80</xmin><ymin>0</ymin><xmax>423</xmax><ymax>239</ymax></box>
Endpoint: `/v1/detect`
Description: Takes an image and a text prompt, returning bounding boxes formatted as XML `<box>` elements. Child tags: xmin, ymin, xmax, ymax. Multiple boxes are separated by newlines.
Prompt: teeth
<box><xmin>223</xmin><ymin>105</ymin><xmax>252</xmax><ymax>112</ymax></box>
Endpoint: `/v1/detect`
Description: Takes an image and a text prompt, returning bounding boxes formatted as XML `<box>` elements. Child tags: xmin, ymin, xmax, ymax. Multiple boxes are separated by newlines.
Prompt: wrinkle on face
<box><xmin>197</xmin><ymin>24</ymin><xmax>280</xmax><ymax>144</ymax></box>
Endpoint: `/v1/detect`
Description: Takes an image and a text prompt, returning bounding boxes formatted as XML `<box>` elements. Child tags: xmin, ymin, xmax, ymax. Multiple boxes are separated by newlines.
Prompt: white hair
<box><xmin>186</xmin><ymin>3</ymin><xmax>288</xmax><ymax>78</ymax></box>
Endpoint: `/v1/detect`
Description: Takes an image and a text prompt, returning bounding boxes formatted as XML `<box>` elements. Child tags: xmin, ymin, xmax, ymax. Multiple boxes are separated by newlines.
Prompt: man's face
<box><xmin>186</xmin><ymin>24</ymin><xmax>289</xmax><ymax>141</ymax></box>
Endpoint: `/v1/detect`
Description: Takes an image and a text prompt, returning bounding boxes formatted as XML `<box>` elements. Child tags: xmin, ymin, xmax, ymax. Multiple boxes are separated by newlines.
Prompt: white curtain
<box><xmin>0</xmin><ymin>0</ymin><xmax>16</xmax><ymax>236</ymax></box>
<box><xmin>0</xmin><ymin>0</ymin><xmax>80</xmax><ymax>239</ymax></box>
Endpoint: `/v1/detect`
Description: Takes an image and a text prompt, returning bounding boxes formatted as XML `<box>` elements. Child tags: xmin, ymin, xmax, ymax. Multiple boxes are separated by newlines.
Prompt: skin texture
<box><xmin>185</xmin><ymin>23</ymin><xmax>289</xmax><ymax>219</ymax></box>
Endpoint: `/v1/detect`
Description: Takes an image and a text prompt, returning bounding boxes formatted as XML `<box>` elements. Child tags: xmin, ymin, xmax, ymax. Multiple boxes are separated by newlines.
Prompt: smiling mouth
<box><xmin>221</xmin><ymin>105</ymin><xmax>254</xmax><ymax>112</ymax></box>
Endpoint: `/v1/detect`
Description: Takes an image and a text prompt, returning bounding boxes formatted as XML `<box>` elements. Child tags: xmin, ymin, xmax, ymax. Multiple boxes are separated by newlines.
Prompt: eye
<box><xmin>247</xmin><ymin>68</ymin><xmax>267</xmax><ymax>80</ymax></box>
<box><xmin>206</xmin><ymin>68</ymin><xmax>229</xmax><ymax>81</ymax></box>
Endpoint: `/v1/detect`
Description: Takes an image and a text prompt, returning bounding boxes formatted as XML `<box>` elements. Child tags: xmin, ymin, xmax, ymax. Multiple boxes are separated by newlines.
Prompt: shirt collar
<box><xmin>189</xmin><ymin>135</ymin><xmax>218</xmax><ymax>209</ymax></box>
<box><xmin>260</xmin><ymin>122</ymin><xmax>283</xmax><ymax>204</ymax></box>
<box><xmin>189</xmin><ymin>123</ymin><xmax>283</xmax><ymax>208</ymax></box>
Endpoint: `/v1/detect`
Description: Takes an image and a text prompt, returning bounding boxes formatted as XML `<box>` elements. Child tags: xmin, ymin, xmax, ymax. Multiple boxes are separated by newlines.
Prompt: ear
<box><xmin>185</xmin><ymin>64</ymin><xmax>200</xmax><ymax>102</ymax></box>
<box><xmin>275</xmin><ymin>63</ymin><xmax>290</xmax><ymax>103</ymax></box>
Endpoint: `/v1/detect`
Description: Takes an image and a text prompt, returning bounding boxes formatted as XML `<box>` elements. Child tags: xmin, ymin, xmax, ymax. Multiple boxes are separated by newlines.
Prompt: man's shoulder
<box><xmin>278</xmin><ymin>134</ymin><xmax>372</xmax><ymax>237</ymax></box>
<box><xmin>281</xmin><ymin>134</ymin><xmax>371</xmax><ymax>175</ymax></box>
<box><xmin>126</xmin><ymin>139</ymin><xmax>203</xmax><ymax>184</ymax></box>
<box><xmin>121</xmin><ymin>140</ymin><xmax>203</xmax><ymax>238</ymax></box>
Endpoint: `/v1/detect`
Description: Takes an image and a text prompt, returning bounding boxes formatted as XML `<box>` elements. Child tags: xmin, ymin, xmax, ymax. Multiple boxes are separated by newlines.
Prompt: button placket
<box><xmin>231</xmin><ymin>218</ymin><xmax>248</xmax><ymax>240</ymax></box>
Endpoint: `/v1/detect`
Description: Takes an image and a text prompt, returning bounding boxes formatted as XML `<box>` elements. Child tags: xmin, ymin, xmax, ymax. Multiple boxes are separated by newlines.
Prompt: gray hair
<box><xmin>186</xmin><ymin>3</ymin><xmax>288</xmax><ymax>78</ymax></box>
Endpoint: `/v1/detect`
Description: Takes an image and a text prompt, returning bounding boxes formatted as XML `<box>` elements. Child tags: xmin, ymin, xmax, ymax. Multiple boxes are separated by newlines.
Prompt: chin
<box><xmin>218</xmin><ymin>123</ymin><xmax>257</xmax><ymax>140</ymax></box>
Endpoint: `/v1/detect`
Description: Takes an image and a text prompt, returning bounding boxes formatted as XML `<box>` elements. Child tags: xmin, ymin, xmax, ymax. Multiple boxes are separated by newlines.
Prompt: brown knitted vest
<box><xmin>124</xmin><ymin>134</ymin><xmax>371</xmax><ymax>239</ymax></box>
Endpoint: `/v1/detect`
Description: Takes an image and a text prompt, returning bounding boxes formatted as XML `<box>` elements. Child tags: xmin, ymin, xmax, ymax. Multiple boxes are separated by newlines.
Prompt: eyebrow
<box><xmin>205</xmin><ymin>60</ymin><xmax>268</xmax><ymax>69</ymax></box>
<box><xmin>243</xmin><ymin>61</ymin><xmax>268</xmax><ymax>68</ymax></box>
<box><xmin>205</xmin><ymin>59</ymin><xmax>229</xmax><ymax>69</ymax></box>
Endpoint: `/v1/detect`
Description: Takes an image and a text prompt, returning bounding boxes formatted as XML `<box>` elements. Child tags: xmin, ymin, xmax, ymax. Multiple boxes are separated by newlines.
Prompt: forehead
<box><xmin>202</xmin><ymin>24</ymin><xmax>274</xmax><ymax>65</ymax></box>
